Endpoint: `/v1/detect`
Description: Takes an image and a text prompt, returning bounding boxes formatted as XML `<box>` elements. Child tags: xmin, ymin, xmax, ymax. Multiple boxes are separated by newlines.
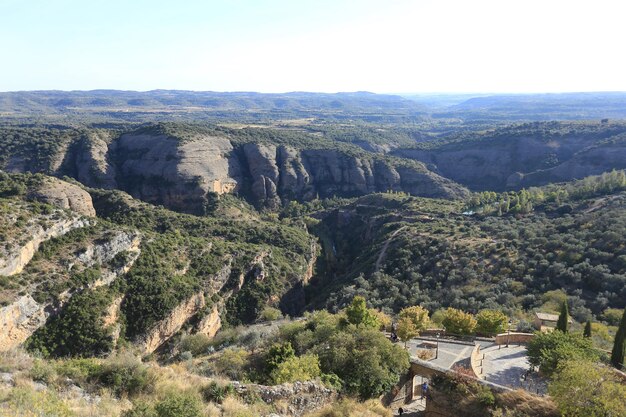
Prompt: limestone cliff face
<box><xmin>0</xmin><ymin>215</ymin><xmax>89</xmax><ymax>276</ymax></box>
<box><xmin>239</xmin><ymin>143</ymin><xmax>467</xmax><ymax>208</ymax></box>
<box><xmin>0</xmin><ymin>295</ymin><xmax>47</xmax><ymax>351</ymax></box>
<box><xmin>393</xmin><ymin>134</ymin><xmax>625</xmax><ymax>191</ymax></box>
<box><xmin>518</xmin><ymin>143</ymin><xmax>626</xmax><ymax>187</ymax></box>
<box><xmin>139</xmin><ymin>292</ymin><xmax>206</xmax><ymax>354</ymax></box>
<box><xmin>74</xmin><ymin>131</ymin><xmax>118</xmax><ymax>189</ymax></box>
<box><xmin>27</xmin><ymin>178</ymin><xmax>96</xmax><ymax>217</ymax></box>
<box><xmin>75</xmin><ymin>231</ymin><xmax>142</xmax><ymax>288</ymax></box>
<box><xmin>1</xmin><ymin>128</ymin><xmax>468</xmax><ymax>211</ymax></box>
<box><xmin>114</xmin><ymin>133</ymin><xmax>240</xmax><ymax>214</ymax></box>
<box><xmin>196</xmin><ymin>305</ymin><xmax>221</xmax><ymax>338</ymax></box>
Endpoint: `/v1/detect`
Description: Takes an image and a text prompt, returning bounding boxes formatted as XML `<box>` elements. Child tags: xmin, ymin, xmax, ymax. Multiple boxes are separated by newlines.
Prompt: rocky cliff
<box><xmin>0</xmin><ymin>213</ymin><xmax>89</xmax><ymax>277</ymax></box>
<box><xmin>394</xmin><ymin>125</ymin><xmax>626</xmax><ymax>191</ymax></box>
<box><xmin>1</xmin><ymin>125</ymin><xmax>468</xmax><ymax>212</ymax></box>
<box><xmin>0</xmin><ymin>295</ymin><xmax>47</xmax><ymax>351</ymax></box>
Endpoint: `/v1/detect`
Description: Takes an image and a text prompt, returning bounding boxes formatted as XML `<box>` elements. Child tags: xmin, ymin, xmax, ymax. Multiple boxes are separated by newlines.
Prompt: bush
<box><xmin>260</xmin><ymin>307</ymin><xmax>282</xmax><ymax>322</ymax></box>
<box><xmin>201</xmin><ymin>381</ymin><xmax>235</xmax><ymax>404</ymax></box>
<box><xmin>123</xmin><ymin>402</ymin><xmax>156</xmax><ymax>417</ymax></box>
<box><xmin>270</xmin><ymin>354</ymin><xmax>321</xmax><ymax>384</ymax></box>
<box><xmin>179</xmin><ymin>333</ymin><xmax>211</xmax><ymax>356</ymax></box>
<box><xmin>215</xmin><ymin>347</ymin><xmax>250</xmax><ymax>380</ymax></box>
<box><xmin>345</xmin><ymin>296</ymin><xmax>380</xmax><ymax>328</ymax></box>
<box><xmin>94</xmin><ymin>353</ymin><xmax>155</xmax><ymax>397</ymax></box>
<box><xmin>29</xmin><ymin>359</ymin><xmax>57</xmax><ymax>384</ymax></box>
<box><xmin>154</xmin><ymin>393</ymin><xmax>204</xmax><ymax>417</ymax></box>
<box><xmin>549</xmin><ymin>360</ymin><xmax>626</xmax><ymax>417</ymax></box>
<box><xmin>26</xmin><ymin>288</ymin><xmax>115</xmax><ymax>358</ymax></box>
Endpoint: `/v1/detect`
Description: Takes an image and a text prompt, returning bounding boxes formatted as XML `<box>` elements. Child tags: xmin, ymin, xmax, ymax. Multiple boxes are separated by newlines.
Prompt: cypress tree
<box><xmin>610</xmin><ymin>309</ymin><xmax>626</xmax><ymax>369</ymax></box>
<box><xmin>556</xmin><ymin>301</ymin><xmax>569</xmax><ymax>333</ymax></box>
<box><xmin>583</xmin><ymin>320</ymin><xmax>592</xmax><ymax>338</ymax></box>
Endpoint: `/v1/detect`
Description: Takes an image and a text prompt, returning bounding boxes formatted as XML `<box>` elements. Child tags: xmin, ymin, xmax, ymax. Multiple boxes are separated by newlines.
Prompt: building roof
<box><xmin>535</xmin><ymin>312</ymin><xmax>573</xmax><ymax>323</ymax></box>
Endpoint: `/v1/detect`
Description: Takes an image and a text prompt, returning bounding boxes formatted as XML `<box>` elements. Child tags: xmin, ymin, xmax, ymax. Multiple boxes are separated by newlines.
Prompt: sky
<box><xmin>1</xmin><ymin>0</ymin><xmax>625</xmax><ymax>93</ymax></box>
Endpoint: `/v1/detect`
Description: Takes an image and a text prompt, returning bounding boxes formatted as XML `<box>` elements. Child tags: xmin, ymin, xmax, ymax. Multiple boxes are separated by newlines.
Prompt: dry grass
<box><xmin>0</xmin><ymin>349</ymin><xmax>33</xmax><ymax>373</ymax></box>
<box><xmin>306</xmin><ymin>398</ymin><xmax>391</xmax><ymax>417</ymax></box>
<box><xmin>496</xmin><ymin>389</ymin><xmax>559</xmax><ymax>417</ymax></box>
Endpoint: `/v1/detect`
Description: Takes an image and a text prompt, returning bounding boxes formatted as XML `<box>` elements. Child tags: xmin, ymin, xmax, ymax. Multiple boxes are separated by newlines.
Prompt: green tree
<box><xmin>345</xmin><ymin>296</ymin><xmax>379</xmax><ymax>329</ymax></box>
<box><xmin>398</xmin><ymin>306</ymin><xmax>430</xmax><ymax>333</ymax></box>
<box><xmin>549</xmin><ymin>360</ymin><xmax>626</xmax><ymax>417</ymax></box>
<box><xmin>527</xmin><ymin>331</ymin><xmax>599</xmax><ymax>375</ymax></box>
<box><xmin>442</xmin><ymin>308</ymin><xmax>477</xmax><ymax>335</ymax></box>
<box><xmin>556</xmin><ymin>301</ymin><xmax>569</xmax><ymax>333</ymax></box>
<box><xmin>396</xmin><ymin>317</ymin><xmax>418</xmax><ymax>347</ymax></box>
<box><xmin>271</xmin><ymin>354</ymin><xmax>321</xmax><ymax>384</ymax></box>
<box><xmin>265</xmin><ymin>342</ymin><xmax>295</xmax><ymax>373</ymax></box>
<box><xmin>475</xmin><ymin>310</ymin><xmax>508</xmax><ymax>336</ymax></box>
<box><xmin>610</xmin><ymin>308</ymin><xmax>626</xmax><ymax>369</ymax></box>
<box><xmin>583</xmin><ymin>320</ymin><xmax>592</xmax><ymax>338</ymax></box>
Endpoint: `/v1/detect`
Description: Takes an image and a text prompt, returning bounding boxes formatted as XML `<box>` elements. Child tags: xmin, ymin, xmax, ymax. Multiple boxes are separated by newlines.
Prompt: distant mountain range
<box><xmin>2</xmin><ymin>90</ymin><xmax>626</xmax><ymax>122</ymax></box>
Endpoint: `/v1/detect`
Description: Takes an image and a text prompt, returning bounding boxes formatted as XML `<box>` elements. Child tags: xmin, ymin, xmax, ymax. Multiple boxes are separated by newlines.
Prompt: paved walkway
<box><xmin>480</xmin><ymin>344</ymin><xmax>547</xmax><ymax>394</ymax></box>
<box><xmin>406</xmin><ymin>338</ymin><xmax>473</xmax><ymax>369</ymax></box>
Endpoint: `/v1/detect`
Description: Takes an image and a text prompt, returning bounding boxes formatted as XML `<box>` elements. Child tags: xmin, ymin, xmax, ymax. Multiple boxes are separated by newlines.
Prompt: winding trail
<box><xmin>375</xmin><ymin>226</ymin><xmax>407</xmax><ymax>271</ymax></box>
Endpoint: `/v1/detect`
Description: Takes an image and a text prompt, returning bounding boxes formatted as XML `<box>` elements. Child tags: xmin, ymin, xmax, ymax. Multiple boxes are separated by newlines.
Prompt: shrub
<box><xmin>29</xmin><ymin>359</ymin><xmax>57</xmax><ymax>384</ymax></box>
<box><xmin>265</xmin><ymin>342</ymin><xmax>295</xmax><ymax>373</ymax></box>
<box><xmin>94</xmin><ymin>353</ymin><xmax>156</xmax><ymax>397</ymax></box>
<box><xmin>201</xmin><ymin>381</ymin><xmax>235</xmax><ymax>404</ymax></box>
<box><xmin>309</xmin><ymin>398</ymin><xmax>392</xmax><ymax>417</ymax></box>
<box><xmin>215</xmin><ymin>347</ymin><xmax>250</xmax><ymax>380</ymax></box>
<box><xmin>345</xmin><ymin>296</ymin><xmax>379</xmax><ymax>328</ymax></box>
<box><xmin>123</xmin><ymin>402</ymin><xmax>157</xmax><ymax>417</ymax></box>
<box><xmin>179</xmin><ymin>333</ymin><xmax>211</xmax><ymax>356</ymax></box>
<box><xmin>154</xmin><ymin>392</ymin><xmax>204</xmax><ymax>417</ymax></box>
<box><xmin>260</xmin><ymin>307</ymin><xmax>282</xmax><ymax>322</ymax></box>
<box><xmin>26</xmin><ymin>288</ymin><xmax>115</xmax><ymax>358</ymax></box>
<box><xmin>270</xmin><ymin>354</ymin><xmax>321</xmax><ymax>384</ymax></box>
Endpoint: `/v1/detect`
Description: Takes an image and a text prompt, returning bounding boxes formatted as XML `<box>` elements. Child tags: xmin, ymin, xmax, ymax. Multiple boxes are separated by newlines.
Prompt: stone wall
<box><xmin>494</xmin><ymin>332</ymin><xmax>535</xmax><ymax>345</ymax></box>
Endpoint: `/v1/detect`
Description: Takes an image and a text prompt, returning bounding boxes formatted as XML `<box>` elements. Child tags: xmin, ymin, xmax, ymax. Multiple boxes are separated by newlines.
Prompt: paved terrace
<box><xmin>404</xmin><ymin>336</ymin><xmax>547</xmax><ymax>394</ymax></box>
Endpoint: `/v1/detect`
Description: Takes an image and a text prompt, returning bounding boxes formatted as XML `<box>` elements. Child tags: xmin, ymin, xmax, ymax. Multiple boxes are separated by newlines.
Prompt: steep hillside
<box><xmin>0</xmin><ymin>172</ymin><xmax>317</xmax><ymax>356</ymax></box>
<box><xmin>393</xmin><ymin>121</ymin><xmax>626</xmax><ymax>191</ymax></box>
<box><xmin>302</xmin><ymin>176</ymin><xmax>626</xmax><ymax>320</ymax></box>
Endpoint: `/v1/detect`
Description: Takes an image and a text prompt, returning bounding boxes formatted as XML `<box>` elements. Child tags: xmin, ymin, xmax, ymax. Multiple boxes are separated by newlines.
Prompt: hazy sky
<box><xmin>2</xmin><ymin>0</ymin><xmax>625</xmax><ymax>93</ymax></box>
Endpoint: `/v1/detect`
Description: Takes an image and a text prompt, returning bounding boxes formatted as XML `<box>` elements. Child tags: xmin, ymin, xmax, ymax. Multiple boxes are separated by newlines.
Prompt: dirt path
<box><xmin>375</xmin><ymin>226</ymin><xmax>407</xmax><ymax>271</ymax></box>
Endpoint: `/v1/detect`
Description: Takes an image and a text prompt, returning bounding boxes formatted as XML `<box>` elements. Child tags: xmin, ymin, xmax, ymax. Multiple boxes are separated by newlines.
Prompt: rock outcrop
<box><xmin>393</xmin><ymin>129</ymin><xmax>626</xmax><ymax>191</ymax></box>
<box><xmin>196</xmin><ymin>305</ymin><xmax>221</xmax><ymax>338</ymax></box>
<box><xmin>239</xmin><ymin>143</ymin><xmax>467</xmax><ymax>208</ymax></box>
<box><xmin>0</xmin><ymin>295</ymin><xmax>46</xmax><ymax>351</ymax></box>
<box><xmin>27</xmin><ymin>178</ymin><xmax>96</xmax><ymax>217</ymax></box>
<box><xmin>74</xmin><ymin>131</ymin><xmax>118</xmax><ymax>189</ymax></box>
<box><xmin>518</xmin><ymin>142</ymin><xmax>626</xmax><ymax>187</ymax></box>
<box><xmin>114</xmin><ymin>133</ymin><xmax>240</xmax><ymax>213</ymax></box>
<box><xmin>233</xmin><ymin>381</ymin><xmax>336</xmax><ymax>417</ymax></box>
<box><xmin>75</xmin><ymin>230</ymin><xmax>142</xmax><ymax>288</ymax></box>
<box><xmin>0</xmin><ymin>214</ymin><xmax>89</xmax><ymax>276</ymax></box>
<box><xmin>139</xmin><ymin>292</ymin><xmax>206</xmax><ymax>354</ymax></box>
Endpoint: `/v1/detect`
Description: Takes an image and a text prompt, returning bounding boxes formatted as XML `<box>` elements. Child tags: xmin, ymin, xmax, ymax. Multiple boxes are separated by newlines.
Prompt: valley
<box><xmin>0</xmin><ymin>91</ymin><xmax>625</xmax><ymax>417</ymax></box>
